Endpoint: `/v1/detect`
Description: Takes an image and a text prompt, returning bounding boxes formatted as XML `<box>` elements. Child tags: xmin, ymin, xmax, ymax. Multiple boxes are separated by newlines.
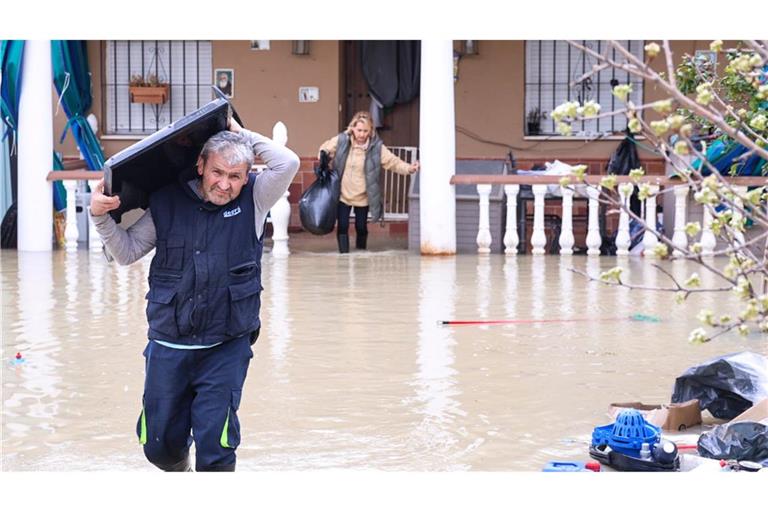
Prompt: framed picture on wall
<box><xmin>214</xmin><ymin>68</ymin><xmax>234</xmax><ymax>98</ymax></box>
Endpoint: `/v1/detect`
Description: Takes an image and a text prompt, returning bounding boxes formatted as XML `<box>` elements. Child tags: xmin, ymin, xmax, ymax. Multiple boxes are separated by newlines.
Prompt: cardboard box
<box><xmin>609</xmin><ymin>399</ymin><xmax>702</xmax><ymax>431</ymax></box>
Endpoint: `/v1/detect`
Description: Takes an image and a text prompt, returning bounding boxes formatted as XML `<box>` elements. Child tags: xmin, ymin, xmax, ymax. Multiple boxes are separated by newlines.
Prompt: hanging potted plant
<box><xmin>129</xmin><ymin>73</ymin><xmax>170</xmax><ymax>104</ymax></box>
<box><xmin>526</xmin><ymin>107</ymin><xmax>547</xmax><ymax>135</ymax></box>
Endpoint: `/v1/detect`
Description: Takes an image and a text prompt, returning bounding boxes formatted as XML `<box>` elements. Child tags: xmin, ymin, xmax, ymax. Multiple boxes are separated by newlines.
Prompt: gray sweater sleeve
<box><xmin>240</xmin><ymin>129</ymin><xmax>301</xmax><ymax>239</ymax></box>
<box><xmin>91</xmin><ymin>209</ymin><xmax>157</xmax><ymax>265</ymax></box>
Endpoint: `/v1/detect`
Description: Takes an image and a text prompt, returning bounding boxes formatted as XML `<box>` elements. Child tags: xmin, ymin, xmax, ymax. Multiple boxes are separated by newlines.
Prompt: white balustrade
<box><xmin>530</xmin><ymin>184</ymin><xmax>548</xmax><ymax>255</ymax></box>
<box><xmin>700</xmin><ymin>204</ymin><xmax>717</xmax><ymax>255</ymax></box>
<box><xmin>732</xmin><ymin>186</ymin><xmax>747</xmax><ymax>247</ymax></box>
<box><xmin>642</xmin><ymin>185</ymin><xmax>659</xmax><ymax>255</ymax></box>
<box><xmin>503</xmin><ymin>185</ymin><xmax>520</xmax><ymax>254</ymax></box>
<box><xmin>476</xmin><ymin>184</ymin><xmax>492</xmax><ymax>254</ymax></box>
<box><xmin>269</xmin><ymin>121</ymin><xmax>291</xmax><ymax>257</ymax></box>
<box><xmin>88</xmin><ymin>179</ymin><xmax>102</xmax><ymax>252</ymax></box>
<box><xmin>672</xmin><ymin>185</ymin><xmax>690</xmax><ymax>256</ymax></box>
<box><xmin>63</xmin><ymin>179</ymin><xmax>79</xmax><ymax>252</ymax></box>
<box><xmin>615</xmin><ymin>183</ymin><xmax>633</xmax><ymax>255</ymax></box>
<box><xmin>586</xmin><ymin>185</ymin><xmax>602</xmax><ymax>255</ymax></box>
<box><xmin>558</xmin><ymin>185</ymin><xmax>574</xmax><ymax>255</ymax></box>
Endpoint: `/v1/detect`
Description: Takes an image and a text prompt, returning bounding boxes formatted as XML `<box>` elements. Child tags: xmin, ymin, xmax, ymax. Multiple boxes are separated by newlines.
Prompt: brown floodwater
<box><xmin>2</xmin><ymin>248</ymin><xmax>766</xmax><ymax>471</ymax></box>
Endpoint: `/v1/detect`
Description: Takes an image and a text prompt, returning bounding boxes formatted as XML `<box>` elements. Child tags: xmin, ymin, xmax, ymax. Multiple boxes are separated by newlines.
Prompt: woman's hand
<box><xmin>409</xmin><ymin>161</ymin><xmax>420</xmax><ymax>174</ymax></box>
<box><xmin>89</xmin><ymin>179</ymin><xmax>121</xmax><ymax>217</ymax></box>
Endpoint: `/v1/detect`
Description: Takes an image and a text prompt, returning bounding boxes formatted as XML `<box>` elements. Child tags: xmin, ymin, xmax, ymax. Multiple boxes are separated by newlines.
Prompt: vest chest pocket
<box><xmin>226</xmin><ymin>279</ymin><xmax>263</xmax><ymax>336</ymax></box>
<box><xmin>146</xmin><ymin>282</ymin><xmax>180</xmax><ymax>339</ymax></box>
<box><xmin>157</xmin><ymin>236</ymin><xmax>185</xmax><ymax>271</ymax></box>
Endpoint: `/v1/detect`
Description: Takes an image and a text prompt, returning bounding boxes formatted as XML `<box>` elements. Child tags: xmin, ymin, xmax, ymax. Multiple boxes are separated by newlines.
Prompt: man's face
<box><xmin>196</xmin><ymin>152</ymin><xmax>249</xmax><ymax>205</ymax></box>
<box><xmin>218</xmin><ymin>74</ymin><xmax>229</xmax><ymax>88</ymax></box>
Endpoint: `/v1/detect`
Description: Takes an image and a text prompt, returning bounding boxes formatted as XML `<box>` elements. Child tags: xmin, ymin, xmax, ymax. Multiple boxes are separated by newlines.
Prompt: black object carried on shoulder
<box><xmin>102</xmin><ymin>97</ymin><xmax>237</xmax><ymax>223</ymax></box>
<box><xmin>299</xmin><ymin>150</ymin><xmax>341</xmax><ymax>235</ymax></box>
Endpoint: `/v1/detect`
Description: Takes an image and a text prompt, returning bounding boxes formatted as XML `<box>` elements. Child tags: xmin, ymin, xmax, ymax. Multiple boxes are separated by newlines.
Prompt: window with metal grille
<box><xmin>103</xmin><ymin>41</ymin><xmax>213</xmax><ymax>135</ymax></box>
<box><xmin>524</xmin><ymin>40</ymin><xmax>645</xmax><ymax>137</ymax></box>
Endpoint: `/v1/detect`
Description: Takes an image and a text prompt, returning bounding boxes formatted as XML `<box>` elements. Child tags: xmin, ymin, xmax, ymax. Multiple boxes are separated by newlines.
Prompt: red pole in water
<box><xmin>438</xmin><ymin>314</ymin><xmax>660</xmax><ymax>326</ymax></box>
<box><xmin>440</xmin><ymin>317</ymin><xmax>625</xmax><ymax>326</ymax></box>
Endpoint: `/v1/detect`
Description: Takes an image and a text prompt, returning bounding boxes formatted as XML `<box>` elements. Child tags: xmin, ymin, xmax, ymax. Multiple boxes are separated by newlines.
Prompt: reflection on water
<box><xmin>2</xmin><ymin>248</ymin><xmax>766</xmax><ymax>471</ymax></box>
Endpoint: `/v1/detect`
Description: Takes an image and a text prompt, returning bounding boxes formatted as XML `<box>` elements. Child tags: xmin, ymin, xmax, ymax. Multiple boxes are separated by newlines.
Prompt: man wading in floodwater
<box><xmin>89</xmin><ymin>119</ymin><xmax>299</xmax><ymax>471</ymax></box>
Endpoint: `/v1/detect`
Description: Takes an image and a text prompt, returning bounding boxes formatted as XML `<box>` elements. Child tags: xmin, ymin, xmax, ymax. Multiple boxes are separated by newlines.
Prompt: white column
<box><xmin>476</xmin><ymin>184</ymin><xmax>492</xmax><ymax>254</ymax></box>
<box><xmin>503</xmin><ymin>184</ymin><xmax>520</xmax><ymax>254</ymax></box>
<box><xmin>559</xmin><ymin>185</ymin><xmax>574</xmax><ymax>255</ymax></box>
<box><xmin>63</xmin><ymin>180</ymin><xmax>79</xmax><ymax>251</ymax></box>
<box><xmin>530</xmin><ymin>184</ymin><xmax>547</xmax><ymax>255</ymax></box>
<box><xmin>642</xmin><ymin>185</ymin><xmax>659</xmax><ymax>255</ymax></box>
<box><xmin>672</xmin><ymin>185</ymin><xmax>690</xmax><ymax>256</ymax></box>
<box><xmin>419</xmin><ymin>40</ymin><xmax>456</xmax><ymax>255</ymax></box>
<box><xmin>270</xmin><ymin>121</ymin><xmax>291</xmax><ymax>257</ymax></box>
<box><xmin>17</xmin><ymin>40</ymin><xmax>53</xmax><ymax>251</ymax></box>
<box><xmin>700</xmin><ymin>204</ymin><xmax>717</xmax><ymax>255</ymax></box>
<box><xmin>615</xmin><ymin>183</ymin><xmax>633</xmax><ymax>255</ymax></box>
<box><xmin>586</xmin><ymin>185</ymin><xmax>602</xmax><ymax>255</ymax></box>
<box><xmin>732</xmin><ymin>186</ymin><xmax>747</xmax><ymax>246</ymax></box>
<box><xmin>88</xmin><ymin>179</ymin><xmax>102</xmax><ymax>252</ymax></box>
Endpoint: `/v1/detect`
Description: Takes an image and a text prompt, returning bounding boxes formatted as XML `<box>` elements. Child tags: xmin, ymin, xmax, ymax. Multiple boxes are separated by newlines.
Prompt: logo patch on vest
<box><xmin>223</xmin><ymin>206</ymin><xmax>242</xmax><ymax>218</ymax></box>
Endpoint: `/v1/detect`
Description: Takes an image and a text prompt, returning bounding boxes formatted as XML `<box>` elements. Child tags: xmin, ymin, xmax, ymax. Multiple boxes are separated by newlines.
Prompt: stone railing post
<box><xmin>700</xmin><ymin>204</ymin><xmax>717</xmax><ymax>255</ymax></box>
<box><xmin>530</xmin><ymin>184</ymin><xmax>548</xmax><ymax>255</ymax></box>
<box><xmin>503</xmin><ymin>185</ymin><xmax>519</xmax><ymax>254</ymax></box>
<box><xmin>586</xmin><ymin>185</ymin><xmax>602</xmax><ymax>255</ymax></box>
<box><xmin>476</xmin><ymin>184</ymin><xmax>492</xmax><ymax>253</ymax></box>
<box><xmin>559</xmin><ymin>185</ymin><xmax>574</xmax><ymax>255</ymax></box>
<box><xmin>672</xmin><ymin>185</ymin><xmax>690</xmax><ymax>257</ymax></box>
<box><xmin>63</xmin><ymin>179</ymin><xmax>79</xmax><ymax>252</ymax></box>
<box><xmin>615</xmin><ymin>183</ymin><xmax>633</xmax><ymax>255</ymax></box>
<box><xmin>642</xmin><ymin>185</ymin><xmax>659</xmax><ymax>255</ymax></box>
<box><xmin>270</xmin><ymin>121</ymin><xmax>291</xmax><ymax>257</ymax></box>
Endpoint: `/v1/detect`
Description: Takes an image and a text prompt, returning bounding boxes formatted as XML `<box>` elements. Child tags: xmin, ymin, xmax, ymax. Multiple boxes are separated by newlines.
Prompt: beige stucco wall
<box><xmin>53</xmin><ymin>39</ymin><xmax>715</xmax><ymax>163</ymax></box>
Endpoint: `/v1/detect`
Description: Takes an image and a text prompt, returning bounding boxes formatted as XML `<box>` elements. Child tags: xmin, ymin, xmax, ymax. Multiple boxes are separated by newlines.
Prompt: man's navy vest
<box><xmin>146</xmin><ymin>172</ymin><xmax>263</xmax><ymax>346</ymax></box>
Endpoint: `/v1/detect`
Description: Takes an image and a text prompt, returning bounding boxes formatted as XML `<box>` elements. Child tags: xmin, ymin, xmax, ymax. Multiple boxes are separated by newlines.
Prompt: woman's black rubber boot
<box><xmin>337</xmin><ymin>234</ymin><xmax>350</xmax><ymax>253</ymax></box>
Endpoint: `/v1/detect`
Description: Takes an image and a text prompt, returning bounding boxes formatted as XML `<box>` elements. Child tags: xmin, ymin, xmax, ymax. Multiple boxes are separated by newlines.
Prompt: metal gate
<box><xmin>382</xmin><ymin>146</ymin><xmax>418</xmax><ymax>221</ymax></box>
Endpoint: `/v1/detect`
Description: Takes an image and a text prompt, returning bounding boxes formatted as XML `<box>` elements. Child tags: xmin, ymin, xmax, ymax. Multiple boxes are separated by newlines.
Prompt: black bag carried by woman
<box><xmin>299</xmin><ymin>150</ymin><xmax>341</xmax><ymax>235</ymax></box>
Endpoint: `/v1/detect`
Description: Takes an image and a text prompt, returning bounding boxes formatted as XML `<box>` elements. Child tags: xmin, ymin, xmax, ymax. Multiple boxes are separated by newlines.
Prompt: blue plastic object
<box><xmin>591</xmin><ymin>409</ymin><xmax>660</xmax><ymax>457</ymax></box>
<box><xmin>542</xmin><ymin>461</ymin><xmax>586</xmax><ymax>472</ymax></box>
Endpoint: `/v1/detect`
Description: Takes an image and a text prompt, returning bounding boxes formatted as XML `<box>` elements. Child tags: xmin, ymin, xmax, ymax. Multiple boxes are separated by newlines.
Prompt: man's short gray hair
<box><xmin>199</xmin><ymin>131</ymin><xmax>255</xmax><ymax>170</ymax></box>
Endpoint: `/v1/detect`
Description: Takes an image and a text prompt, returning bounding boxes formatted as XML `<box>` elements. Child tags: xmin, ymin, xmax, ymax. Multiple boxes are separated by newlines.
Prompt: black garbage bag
<box><xmin>698</xmin><ymin>421</ymin><xmax>768</xmax><ymax>465</ymax></box>
<box><xmin>606</xmin><ymin>132</ymin><xmax>641</xmax><ymax>176</ymax></box>
<box><xmin>299</xmin><ymin>151</ymin><xmax>341</xmax><ymax>235</ymax></box>
<box><xmin>671</xmin><ymin>351</ymin><xmax>768</xmax><ymax>420</ymax></box>
<box><xmin>1</xmin><ymin>201</ymin><xmax>17</xmax><ymax>249</ymax></box>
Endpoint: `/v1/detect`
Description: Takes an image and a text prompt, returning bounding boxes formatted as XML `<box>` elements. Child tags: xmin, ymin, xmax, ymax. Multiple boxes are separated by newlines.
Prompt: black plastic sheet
<box><xmin>671</xmin><ymin>351</ymin><xmax>768</xmax><ymax>420</ymax></box>
<box><xmin>299</xmin><ymin>151</ymin><xmax>340</xmax><ymax>235</ymax></box>
<box><xmin>697</xmin><ymin>421</ymin><xmax>768</xmax><ymax>464</ymax></box>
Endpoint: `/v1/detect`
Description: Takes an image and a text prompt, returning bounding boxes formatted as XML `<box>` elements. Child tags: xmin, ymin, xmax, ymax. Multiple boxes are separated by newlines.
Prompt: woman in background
<box><xmin>318</xmin><ymin>111</ymin><xmax>419</xmax><ymax>253</ymax></box>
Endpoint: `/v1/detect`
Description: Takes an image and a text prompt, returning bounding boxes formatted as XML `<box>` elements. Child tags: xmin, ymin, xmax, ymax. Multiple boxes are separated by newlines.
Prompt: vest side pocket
<box><xmin>226</xmin><ymin>279</ymin><xmax>262</xmax><ymax>336</ymax></box>
<box><xmin>146</xmin><ymin>282</ymin><xmax>180</xmax><ymax>339</ymax></box>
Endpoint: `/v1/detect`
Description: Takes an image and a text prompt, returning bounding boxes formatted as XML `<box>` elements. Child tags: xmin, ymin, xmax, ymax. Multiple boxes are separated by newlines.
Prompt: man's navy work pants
<box><xmin>136</xmin><ymin>336</ymin><xmax>252</xmax><ymax>471</ymax></box>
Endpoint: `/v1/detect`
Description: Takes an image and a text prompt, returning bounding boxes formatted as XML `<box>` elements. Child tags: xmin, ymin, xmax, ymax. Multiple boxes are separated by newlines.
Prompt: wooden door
<box><xmin>341</xmin><ymin>41</ymin><xmax>420</xmax><ymax>148</ymax></box>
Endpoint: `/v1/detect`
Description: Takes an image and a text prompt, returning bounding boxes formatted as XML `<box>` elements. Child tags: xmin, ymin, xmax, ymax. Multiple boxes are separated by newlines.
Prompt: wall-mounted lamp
<box><xmin>462</xmin><ymin>40</ymin><xmax>478</xmax><ymax>56</ymax></box>
<box><xmin>292</xmin><ymin>40</ymin><xmax>311</xmax><ymax>56</ymax></box>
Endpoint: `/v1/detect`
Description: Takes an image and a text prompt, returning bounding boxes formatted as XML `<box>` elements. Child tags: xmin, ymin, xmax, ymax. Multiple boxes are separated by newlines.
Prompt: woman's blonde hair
<box><xmin>346</xmin><ymin>111</ymin><xmax>376</xmax><ymax>138</ymax></box>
